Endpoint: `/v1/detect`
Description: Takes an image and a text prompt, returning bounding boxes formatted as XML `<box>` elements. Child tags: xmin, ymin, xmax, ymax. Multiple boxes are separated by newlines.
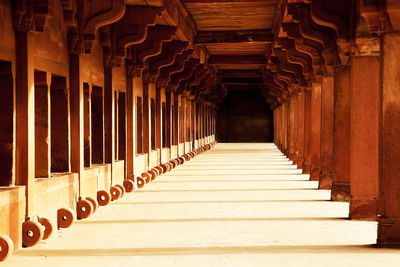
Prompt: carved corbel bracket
<box><xmin>156</xmin><ymin>49</ymin><xmax>193</xmax><ymax>88</ymax></box>
<box><xmin>360</xmin><ymin>0</ymin><xmax>393</xmax><ymax>34</ymax></box>
<box><xmin>83</xmin><ymin>0</ymin><xmax>126</xmax><ymax>53</ymax></box>
<box><xmin>278</xmin><ymin>37</ymin><xmax>313</xmax><ymax>80</ymax></box>
<box><xmin>12</xmin><ymin>0</ymin><xmax>34</xmax><ymax>32</ymax></box>
<box><xmin>176</xmin><ymin>64</ymin><xmax>204</xmax><ymax>95</ymax></box>
<box><xmin>131</xmin><ymin>26</ymin><xmax>177</xmax><ymax>77</ymax></box>
<box><xmin>147</xmin><ymin>40</ymin><xmax>188</xmax><ymax>79</ymax></box>
<box><xmin>168</xmin><ymin>58</ymin><xmax>200</xmax><ymax>92</ymax></box>
<box><xmin>115</xmin><ymin>7</ymin><xmax>165</xmax><ymax>59</ymax></box>
<box><xmin>274</xmin><ymin>47</ymin><xmax>306</xmax><ymax>85</ymax></box>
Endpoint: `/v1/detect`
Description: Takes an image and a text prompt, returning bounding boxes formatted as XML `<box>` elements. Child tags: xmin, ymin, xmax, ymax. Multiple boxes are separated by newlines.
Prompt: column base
<box><xmin>331</xmin><ymin>182</ymin><xmax>350</xmax><ymax>201</ymax></box>
<box><xmin>302</xmin><ymin>160</ymin><xmax>311</xmax><ymax>174</ymax></box>
<box><xmin>349</xmin><ymin>198</ymin><xmax>378</xmax><ymax>221</ymax></box>
<box><xmin>378</xmin><ymin>217</ymin><xmax>400</xmax><ymax>248</ymax></box>
<box><xmin>310</xmin><ymin>167</ymin><xmax>320</xmax><ymax>181</ymax></box>
<box><xmin>296</xmin><ymin>156</ymin><xmax>304</xmax><ymax>170</ymax></box>
<box><xmin>318</xmin><ymin>172</ymin><xmax>333</xmax><ymax>189</ymax></box>
<box><xmin>292</xmin><ymin>154</ymin><xmax>298</xmax><ymax>165</ymax></box>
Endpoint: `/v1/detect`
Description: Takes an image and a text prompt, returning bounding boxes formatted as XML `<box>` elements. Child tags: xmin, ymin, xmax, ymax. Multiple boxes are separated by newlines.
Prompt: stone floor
<box><xmin>4</xmin><ymin>143</ymin><xmax>400</xmax><ymax>266</ymax></box>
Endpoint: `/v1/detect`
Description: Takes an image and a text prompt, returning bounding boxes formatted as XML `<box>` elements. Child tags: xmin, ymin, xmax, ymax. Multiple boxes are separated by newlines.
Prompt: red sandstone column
<box><xmin>173</xmin><ymin>93</ymin><xmax>179</xmax><ymax>149</ymax></box>
<box><xmin>143</xmin><ymin>81</ymin><xmax>150</xmax><ymax>167</ymax></box>
<box><xmin>302</xmin><ymin>88</ymin><xmax>312</xmax><ymax>174</ymax></box>
<box><xmin>165</xmin><ymin>89</ymin><xmax>172</xmax><ymax>156</ymax></box>
<box><xmin>377</xmin><ymin>32</ymin><xmax>400</xmax><ymax>246</ymax></box>
<box><xmin>179</xmin><ymin>96</ymin><xmax>186</xmax><ymax>156</ymax></box>
<box><xmin>15</xmin><ymin>30</ymin><xmax>36</xmax><ymax>215</ymax></box>
<box><xmin>279</xmin><ymin>102</ymin><xmax>286</xmax><ymax>153</ymax></box>
<box><xmin>69</xmin><ymin>52</ymin><xmax>84</xmax><ymax>197</ymax></box>
<box><xmin>125</xmin><ymin>72</ymin><xmax>139</xmax><ymax>180</ymax></box>
<box><xmin>349</xmin><ymin>56</ymin><xmax>379</xmax><ymax>220</ymax></box>
<box><xmin>104</xmin><ymin>66</ymin><xmax>115</xmax><ymax>170</ymax></box>
<box><xmin>192</xmin><ymin>101</ymin><xmax>197</xmax><ymax>148</ymax></box>
<box><xmin>319</xmin><ymin>76</ymin><xmax>334</xmax><ymax>189</ymax></box>
<box><xmin>331</xmin><ymin>65</ymin><xmax>351</xmax><ymax>201</ymax></box>
<box><xmin>156</xmin><ymin>87</ymin><xmax>162</xmax><ymax>162</ymax></box>
<box><xmin>274</xmin><ymin>107</ymin><xmax>277</xmax><ymax>146</ymax></box>
<box><xmin>310</xmin><ymin>82</ymin><xmax>321</xmax><ymax>181</ymax></box>
<box><xmin>283</xmin><ymin>101</ymin><xmax>289</xmax><ymax>155</ymax></box>
<box><xmin>297</xmin><ymin>89</ymin><xmax>305</xmax><ymax>169</ymax></box>
<box><xmin>289</xmin><ymin>97</ymin><xmax>295</xmax><ymax>160</ymax></box>
<box><xmin>293</xmin><ymin>94</ymin><xmax>299</xmax><ymax>164</ymax></box>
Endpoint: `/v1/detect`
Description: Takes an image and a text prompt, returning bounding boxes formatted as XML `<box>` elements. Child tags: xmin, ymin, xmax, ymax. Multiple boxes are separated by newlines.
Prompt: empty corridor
<box><xmin>4</xmin><ymin>143</ymin><xmax>400</xmax><ymax>266</ymax></box>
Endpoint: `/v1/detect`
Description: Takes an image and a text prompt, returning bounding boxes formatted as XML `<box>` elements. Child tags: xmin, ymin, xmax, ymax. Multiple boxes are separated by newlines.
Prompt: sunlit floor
<box><xmin>5</xmin><ymin>143</ymin><xmax>400</xmax><ymax>267</ymax></box>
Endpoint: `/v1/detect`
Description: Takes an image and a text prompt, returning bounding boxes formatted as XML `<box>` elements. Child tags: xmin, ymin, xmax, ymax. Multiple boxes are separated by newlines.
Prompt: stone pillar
<box><xmin>142</xmin><ymin>81</ymin><xmax>150</xmax><ymax>165</ymax></box>
<box><xmin>282</xmin><ymin>101</ymin><xmax>288</xmax><ymax>154</ymax></box>
<box><xmin>50</xmin><ymin>76</ymin><xmax>70</xmax><ymax>173</ymax></box>
<box><xmin>15</xmin><ymin>30</ymin><xmax>36</xmax><ymax>215</ymax></box>
<box><xmin>310</xmin><ymin>82</ymin><xmax>321</xmax><ymax>181</ymax></box>
<box><xmin>156</xmin><ymin>87</ymin><xmax>162</xmax><ymax>161</ymax></box>
<box><xmin>349</xmin><ymin>55</ymin><xmax>379</xmax><ymax>220</ymax></box>
<box><xmin>331</xmin><ymin>65</ymin><xmax>351</xmax><ymax>201</ymax></box>
<box><xmin>125</xmin><ymin>70</ymin><xmax>135</xmax><ymax>180</ymax></box>
<box><xmin>297</xmin><ymin>89</ymin><xmax>305</xmax><ymax>169</ymax></box>
<box><xmin>181</xmin><ymin>97</ymin><xmax>186</xmax><ymax>153</ymax></box>
<box><xmin>69</xmin><ymin>52</ymin><xmax>84</xmax><ymax>196</ymax></box>
<box><xmin>104</xmin><ymin>66</ymin><xmax>115</xmax><ymax>168</ymax></box>
<box><xmin>114</xmin><ymin>92</ymin><xmax>119</xmax><ymax>161</ymax></box>
<box><xmin>165</xmin><ymin>89</ymin><xmax>172</xmax><ymax>150</ymax></box>
<box><xmin>118</xmin><ymin>92</ymin><xmax>126</xmax><ymax>162</ymax></box>
<box><xmin>303</xmin><ymin>89</ymin><xmax>312</xmax><ymax>174</ymax></box>
<box><xmin>378</xmin><ymin>32</ymin><xmax>400</xmax><ymax>247</ymax></box>
<box><xmin>192</xmin><ymin>101</ymin><xmax>197</xmax><ymax>149</ymax></box>
<box><xmin>191</xmin><ymin>100</ymin><xmax>195</xmax><ymax>149</ymax></box>
<box><xmin>34</xmin><ymin>71</ymin><xmax>51</xmax><ymax>178</ymax></box>
<box><xmin>83</xmin><ymin>83</ymin><xmax>92</xmax><ymax>168</ymax></box>
<box><xmin>319</xmin><ymin>76</ymin><xmax>334</xmax><ymax>189</ymax></box>
<box><xmin>0</xmin><ymin>61</ymin><xmax>14</xmax><ymax>186</ymax></box>
<box><xmin>293</xmin><ymin>94</ymin><xmax>299</xmax><ymax>164</ymax></box>
<box><xmin>91</xmin><ymin>86</ymin><xmax>104</xmax><ymax>164</ymax></box>
<box><xmin>173</xmin><ymin>93</ymin><xmax>179</xmax><ymax>148</ymax></box>
<box><xmin>289</xmin><ymin>97</ymin><xmax>295</xmax><ymax>160</ymax></box>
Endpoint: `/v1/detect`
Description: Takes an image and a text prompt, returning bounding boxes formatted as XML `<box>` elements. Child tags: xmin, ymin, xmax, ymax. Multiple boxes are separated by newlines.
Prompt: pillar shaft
<box><xmin>332</xmin><ymin>65</ymin><xmax>351</xmax><ymax>201</ymax></box>
<box><xmin>104</xmin><ymin>66</ymin><xmax>115</xmax><ymax>166</ymax></box>
<box><xmin>297</xmin><ymin>90</ymin><xmax>305</xmax><ymax>170</ymax></box>
<box><xmin>349</xmin><ymin>56</ymin><xmax>379</xmax><ymax>220</ymax></box>
<box><xmin>319</xmin><ymin>76</ymin><xmax>334</xmax><ymax>189</ymax></box>
<box><xmin>378</xmin><ymin>32</ymin><xmax>400</xmax><ymax>246</ymax></box>
<box><xmin>303</xmin><ymin>89</ymin><xmax>312</xmax><ymax>174</ymax></box>
<box><xmin>310</xmin><ymin>82</ymin><xmax>321</xmax><ymax>181</ymax></box>
<box><xmin>125</xmin><ymin>74</ymin><xmax>135</xmax><ymax>179</ymax></box>
<box><xmin>15</xmin><ymin>31</ymin><xmax>35</xmax><ymax>215</ymax></box>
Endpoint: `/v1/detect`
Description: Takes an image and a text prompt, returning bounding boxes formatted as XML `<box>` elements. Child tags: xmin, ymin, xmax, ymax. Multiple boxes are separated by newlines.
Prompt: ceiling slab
<box><xmin>182</xmin><ymin>0</ymin><xmax>278</xmax><ymax>31</ymax></box>
<box><xmin>195</xmin><ymin>30</ymin><xmax>274</xmax><ymax>44</ymax></box>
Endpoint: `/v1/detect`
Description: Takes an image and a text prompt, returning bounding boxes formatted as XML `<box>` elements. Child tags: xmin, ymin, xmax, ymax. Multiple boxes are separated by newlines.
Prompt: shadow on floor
<box><xmin>75</xmin><ymin>217</ymin><xmax>349</xmax><ymax>225</ymax></box>
<box><xmin>16</xmin><ymin>244</ymin><xmax>387</xmax><ymax>257</ymax></box>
